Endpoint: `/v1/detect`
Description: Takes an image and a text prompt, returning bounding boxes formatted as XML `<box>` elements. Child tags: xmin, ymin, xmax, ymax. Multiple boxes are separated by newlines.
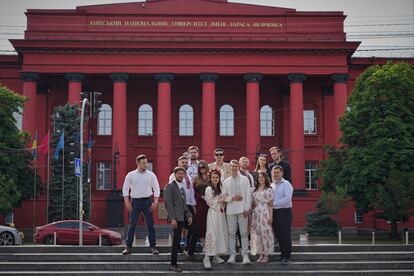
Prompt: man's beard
<box><xmin>190</xmin><ymin>156</ymin><xmax>197</xmax><ymax>161</ymax></box>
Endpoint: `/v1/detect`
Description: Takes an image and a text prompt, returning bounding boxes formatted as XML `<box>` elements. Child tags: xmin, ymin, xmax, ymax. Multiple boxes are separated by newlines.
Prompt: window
<box><xmin>260</xmin><ymin>105</ymin><xmax>274</xmax><ymax>136</ymax></box>
<box><xmin>179</xmin><ymin>104</ymin><xmax>194</xmax><ymax>136</ymax></box>
<box><xmin>56</xmin><ymin>221</ymin><xmax>77</xmax><ymax>229</ymax></box>
<box><xmin>138</xmin><ymin>104</ymin><xmax>153</xmax><ymax>136</ymax></box>
<box><xmin>354</xmin><ymin>210</ymin><xmax>364</xmax><ymax>224</ymax></box>
<box><xmin>96</xmin><ymin>162</ymin><xmax>111</xmax><ymax>190</ymax></box>
<box><xmin>97</xmin><ymin>104</ymin><xmax>112</xmax><ymax>135</ymax></box>
<box><xmin>13</xmin><ymin>107</ymin><xmax>22</xmax><ymax>131</ymax></box>
<box><xmin>220</xmin><ymin>104</ymin><xmax>234</xmax><ymax>136</ymax></box>
<box><xmin>5</xmin><ymin>212</ymin><xmax>13</xmax><ymax>225</ymax></box>
<box><xmin>304</xmin><ymin>110</ymin><xmax>317</xmax><ymax>134</ymax></box>
<box><xmin>147</xmin><ymin>161</ymin><xmax>154</xmax><ymax>172</ymax></box>
<box><xmin>305</xmin><ymin>161</ymin><xmax>318</xmax><ymax>190</ymax></box>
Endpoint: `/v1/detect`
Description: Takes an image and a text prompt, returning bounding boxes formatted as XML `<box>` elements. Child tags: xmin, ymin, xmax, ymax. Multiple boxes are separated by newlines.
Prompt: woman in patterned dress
<box><xmin>193</xmin><ymin>160</ymin><xmax>210</xmax><ymax>240</ymax></box>
<box><xmin>250</xmin><ymin>171</ymin><xmax>274</xmax><ymax>263</ymax></box>
<box><xmin>203</xmin><ymin>169</ymin><xmax>228</xmax><ymax>269</ymax></box>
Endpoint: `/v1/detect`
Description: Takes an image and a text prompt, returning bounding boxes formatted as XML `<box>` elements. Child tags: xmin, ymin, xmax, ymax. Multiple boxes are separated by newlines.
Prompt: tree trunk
<box><xmin>390</xmin><ymin>220</ymin><xmax>398</xmax><ymax>240</ymax></box>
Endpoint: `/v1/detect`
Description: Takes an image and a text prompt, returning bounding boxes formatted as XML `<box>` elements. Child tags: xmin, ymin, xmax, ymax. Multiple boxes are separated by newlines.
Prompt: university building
<box><xmin>1</xmin><ymin>0</ymin><xmax>413</xmax><ymax>231</ymax></box>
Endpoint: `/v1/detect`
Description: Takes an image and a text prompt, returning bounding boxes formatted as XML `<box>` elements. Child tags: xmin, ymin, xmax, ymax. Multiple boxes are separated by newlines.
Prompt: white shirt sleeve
<box><xmin>277</xmin><ymin>183</ymin><xmax>293</xmax><ymax>207</ymax></box>
<box><xmin>243</xmin><ymin>177</ymin><xmax>251</xmax><ymax>212</ymax></box>
<box><xmin>168</xmin><ymin>173</ymin><xmax>174</xmax><ymax>184</ymax></box>
<box><xmin>122</xmin><ymin>173</ymin><xmax>131</xmax><ymax>197</ymax></box>
<box><xmin>152</xmin><ymin>173</ymin><xmax>161</xmax><ymax>197</ymax></box>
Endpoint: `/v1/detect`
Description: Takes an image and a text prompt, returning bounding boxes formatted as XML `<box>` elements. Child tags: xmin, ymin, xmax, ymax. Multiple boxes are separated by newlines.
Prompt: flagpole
<box><xmin>46</xmin><ymin>132</ymin><xmax>50</xmax><ymax>223</ymax></box>
<box><xmin>61</xmin><ymin>130</ymin><xmax>65</xmax><ymax>221</ymax></box>
<box><xmin>32</xmin><ymin>130</ymin><xmax>37</xmax><ymax>238</ymax></box>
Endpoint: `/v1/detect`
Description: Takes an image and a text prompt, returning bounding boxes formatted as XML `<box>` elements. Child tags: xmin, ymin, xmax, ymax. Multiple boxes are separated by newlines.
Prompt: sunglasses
<box><xmin>199</xmin><ymin>166</ymin><xmax>206</xmax><ymax>169</ymax></box>
<box><xmin>215</xmin><ymin>153</ymin><xmax>224</xmax><ymax>156</ymax></box>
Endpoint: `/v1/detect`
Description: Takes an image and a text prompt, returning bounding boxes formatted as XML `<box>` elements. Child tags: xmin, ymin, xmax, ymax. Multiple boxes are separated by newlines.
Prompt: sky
<box><xmin>0</xmin><ymin>0</ymin><xmax>413</xmax><ymax>57</ymax></box>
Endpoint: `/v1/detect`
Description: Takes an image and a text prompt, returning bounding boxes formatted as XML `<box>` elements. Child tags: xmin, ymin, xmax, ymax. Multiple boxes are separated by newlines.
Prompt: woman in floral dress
<box><xmin>250</xmin><ymin>171</ymin><xmax>274</xmax><ymax>263</ymax></box>
<box><xmin>203</xmin><ymin>169</ymin><xmax>228</xmax><ymax>270</ymax></box>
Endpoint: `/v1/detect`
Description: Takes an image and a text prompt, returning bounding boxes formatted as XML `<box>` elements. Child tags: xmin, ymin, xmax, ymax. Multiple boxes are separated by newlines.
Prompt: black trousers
<box><xmin>171</xmin><ymin>218</ymin><xmax>197</xmax><ymax>266</ymax></box>
<box><xmin>273</xmin><ymin>208</ymin><xmax>292</xmax><ymax>259</ymax></box>
<box><xmin>184</xmin><ymin>206</ymin><xmax>199</xmax><ymax>255</ymax></box>
<box><xmin>171</xmin><ymin>221</ymin><xmax>184</xmax><ymax>266</ymax></box>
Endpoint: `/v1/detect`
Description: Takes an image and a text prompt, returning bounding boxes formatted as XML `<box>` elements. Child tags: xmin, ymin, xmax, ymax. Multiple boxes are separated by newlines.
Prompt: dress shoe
<box><xmin>169</xmin><ymin>265</ymin><xmax>183</xmax><ymax>272</ymax></box>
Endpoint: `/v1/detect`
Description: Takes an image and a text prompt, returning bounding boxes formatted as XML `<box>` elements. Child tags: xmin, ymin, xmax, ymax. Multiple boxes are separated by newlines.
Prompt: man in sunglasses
<box><xmin>208</xmin><ymin>148</ymin><xmax>231</xmax><ymax>181</ymax></box>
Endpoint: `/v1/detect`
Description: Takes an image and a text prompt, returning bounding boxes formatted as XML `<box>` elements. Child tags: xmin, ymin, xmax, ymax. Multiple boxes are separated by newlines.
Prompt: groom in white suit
<box><xmin>222</xmin><ymin>159</ymin><xmax>252</xmax><ymax>264</ymax></box>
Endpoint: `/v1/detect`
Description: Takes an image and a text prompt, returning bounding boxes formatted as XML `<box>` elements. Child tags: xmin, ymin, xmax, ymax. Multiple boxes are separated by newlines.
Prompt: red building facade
<box><xmin>1</xmin><ymin>0</ymin><xmax>413</xmax><ymax>231</ymax></box>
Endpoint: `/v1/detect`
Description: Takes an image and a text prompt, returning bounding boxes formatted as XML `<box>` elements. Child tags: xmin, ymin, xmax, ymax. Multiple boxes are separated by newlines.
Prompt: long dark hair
<box><xmin>254</xmin><ymin>171</ymin><xmax>271</xmax><ymax>192</ymax></box>
<box><xmin>209</xmin><ymin>169</ymin><xmax>222</xmax><ymax>196</ymax></box>
<box><xmin>197</xmin><ymin>160</ymin><xmax>209</xmax><ymax>180</ymax></box>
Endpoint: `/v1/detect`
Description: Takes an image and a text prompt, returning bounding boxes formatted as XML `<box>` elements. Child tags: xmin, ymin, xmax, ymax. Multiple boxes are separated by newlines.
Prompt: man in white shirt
<box><xmin>122</xmin><ymin>154</ymin><xmax>160</xmax><ymax>256</ymax></box>
<box><xmin>271</xmin><ymin>165</ymin><xmax>294</xmax><ymax>264</ymax></box>
<box><xmin>168</xmin><ymin>156</ymin><xmax>198</xmax><ymax>259</ymax></box>
<box><xmin>186</xmin><ymin>146</ymin><xmax>200</xmax><ymax>179</ymax></box>
<box><xmin>222</xmin><ymin>160</ymin><xmax>252</xmax><ymax>264</ymax></box>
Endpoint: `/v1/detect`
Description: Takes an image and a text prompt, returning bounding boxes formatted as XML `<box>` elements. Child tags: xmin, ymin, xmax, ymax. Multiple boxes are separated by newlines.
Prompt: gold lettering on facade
<box><xmin>88</xmin><ymin>19</ymin><xmax>284</xmax><ymax>29</ymax></box>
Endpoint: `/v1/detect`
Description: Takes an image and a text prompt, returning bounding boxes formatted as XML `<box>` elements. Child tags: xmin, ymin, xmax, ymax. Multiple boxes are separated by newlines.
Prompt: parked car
<box><xmin>33</xmin><ymin>220</ymin><xmax>122</xmax><ymax>246</ymax></box>
<box><xmin>0</xmin><ymin>224</ymin><xmax>23</xmax><ymax>246</ymax></box>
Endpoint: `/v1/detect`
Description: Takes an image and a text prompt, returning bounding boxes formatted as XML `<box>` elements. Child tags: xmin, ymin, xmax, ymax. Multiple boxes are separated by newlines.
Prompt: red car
<box><xmin>34</xmin><ymin>220</ymin><xmax>122</xmax><ymax>246</ymax></box>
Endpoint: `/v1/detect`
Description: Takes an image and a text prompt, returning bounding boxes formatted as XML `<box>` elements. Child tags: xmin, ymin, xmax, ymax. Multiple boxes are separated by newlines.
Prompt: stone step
<box><xmin>2</xmin><ymin>244</ymin><xmax>413</xmax><ymax>254</ymax></box>
<box><xmin>1</xmin><ymin>252</ymin><xmax>414</xmax><ymax>262</ymax></box>
<box><xmin>1</xmin><ymin>261</ymin><xmax>414</xmax><ymax>271</ymax></box>
<box><xmin>1</xmin><ymin>270</ymin><xmax>414</xmax><ymax>276</ymax></box>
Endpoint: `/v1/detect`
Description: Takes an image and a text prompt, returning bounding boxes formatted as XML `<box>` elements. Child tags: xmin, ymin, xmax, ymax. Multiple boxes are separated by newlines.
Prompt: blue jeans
<box><xmin>126</xmin><ymin>197</ymin><xmax>156</xmax><ymax>248</ymax></box>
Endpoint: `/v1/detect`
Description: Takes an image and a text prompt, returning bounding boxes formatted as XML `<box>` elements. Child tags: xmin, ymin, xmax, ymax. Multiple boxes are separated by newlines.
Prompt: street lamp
<box><xmin>113</xmin><ymin>143</ymin><xmax>120</xmax><ymax>192</ymax></box>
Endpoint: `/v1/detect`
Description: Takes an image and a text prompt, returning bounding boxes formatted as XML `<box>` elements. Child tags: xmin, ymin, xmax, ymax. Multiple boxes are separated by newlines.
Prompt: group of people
<box><xmin>122</xmin><ymin>146</ymin><xmax>294</xmax><ymax>273</ymax></box>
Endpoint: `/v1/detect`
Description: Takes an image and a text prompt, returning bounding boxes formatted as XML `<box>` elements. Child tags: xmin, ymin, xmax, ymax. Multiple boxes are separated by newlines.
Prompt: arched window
<box><xmin>220</xmin><ymin>104</ymin><xmax>234</xmax><ymax>136</ymax></box>
<box><xmin>260</xmin><ymin>105</ymin><xmax>274</xmax><ymax>136</ymax></box>
<box><xmin>138</xmin><ymin>104</ymin><xmax>153</xmax><ymax>136</ymax></box>
<box><xmin>97</xmin><ymin>104</ymin><xmax>112</xmax><ymax>136</ymax></box>
<box><xmin>179</xmin><ymin>104</ymin><xmax>194</xmax><ymax>136</ymax></box>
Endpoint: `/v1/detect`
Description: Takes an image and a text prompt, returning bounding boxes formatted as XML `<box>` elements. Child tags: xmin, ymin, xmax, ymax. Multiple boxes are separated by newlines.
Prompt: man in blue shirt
<box><xmin>271</xmin><ymin>165</ymin><xmax>293</xmax><ymax>263</ymax></box>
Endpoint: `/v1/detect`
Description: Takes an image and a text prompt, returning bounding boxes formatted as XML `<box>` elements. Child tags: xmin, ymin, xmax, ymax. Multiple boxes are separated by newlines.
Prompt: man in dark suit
<box><xmin>164</xmin><ymin>167</ymin><xmax>194</xmax><ymax>272</ymax></box>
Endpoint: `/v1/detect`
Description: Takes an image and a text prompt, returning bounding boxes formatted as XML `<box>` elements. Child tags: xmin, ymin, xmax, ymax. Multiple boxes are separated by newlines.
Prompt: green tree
<box><xmin>48</xmin><ymin>103</ymin><xmax>90</xmax><ymax>222</ymax></box>
<box><xmin>0</xmin><ymin>85</ymin><xmax>41</xmax><ymax>215</ymax></box>
<box><xmin>320</xmin><ymin>62</ymin><xmax>414</xmax><ymax>239</ymax></box>
<box><xmin>318</xmin><ymin>186</ymin><xmax>350</xmax><ymax>229</ymax></box>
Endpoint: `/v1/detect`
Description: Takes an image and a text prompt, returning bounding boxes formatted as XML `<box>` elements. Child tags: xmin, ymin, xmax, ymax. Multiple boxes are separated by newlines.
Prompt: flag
<box><xmin>87</xmin><ymin>130</ymin><xmax>93</xmax><ymax>163</ymax></box>
<box><xmin>38</xmin><ymin>132</ymin><xmax>49</xmax><ymax>155</ymax></box>
<box><xmin>53</xmin><ymin>131</ymin><xmax>64</xmax><ymax>160</ymax></box>
<box><xmin>31</xmin><ymin>131</ymin><xmax>38</xmax><ymax>160</ymax></box>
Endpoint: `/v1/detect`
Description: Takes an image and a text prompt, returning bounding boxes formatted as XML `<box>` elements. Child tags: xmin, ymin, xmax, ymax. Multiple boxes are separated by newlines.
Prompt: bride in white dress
<box><xmin>203</xmin><ymin>169</ymin><xmax>228</xmax><ymax>270</ymax></box>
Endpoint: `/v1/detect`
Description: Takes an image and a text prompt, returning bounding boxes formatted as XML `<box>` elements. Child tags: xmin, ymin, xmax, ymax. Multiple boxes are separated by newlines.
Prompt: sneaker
<box><xmin>213</xmin><ymin>255</ymin><xmax>225</xmax><ymax>264</ymax></box>
<box><xmin>227</xmin><ymin>254</ymin><xmax>236</xmax><ymax>264</ymax></box>
<box><xmin>122</xmin><ymin>247</ymin><xmax>132</xmax><ymax>255</ymax></box>
<box><xmin>242</xmin><ymin>254</ymin><xmax>251</xmax><ymax>265</ymax></box>
<box><xmin>150</xmin><ymin>247</ymin><xmax>159</xmax><ymax>255</ymax></box>
<box><xmin>180</xmin><ymin>239</ymin><xmax>187</xmax><ymax>247</ymax></box>
<box><xmin>169</xmin><ymin>265</ymin><xmax>183</xmax><ymax>272</ymax></box>
<box><xmin>203</xmin><ymin>257</ymin><xmax>212</xmax><ymax>270</ymax></box>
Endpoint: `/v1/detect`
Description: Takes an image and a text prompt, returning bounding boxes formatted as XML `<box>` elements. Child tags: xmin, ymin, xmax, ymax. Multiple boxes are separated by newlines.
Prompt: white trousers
<box><xmin>227</xmin><ymin>213</ymin><xmax>249</xmax><ymax>255</ymax></box>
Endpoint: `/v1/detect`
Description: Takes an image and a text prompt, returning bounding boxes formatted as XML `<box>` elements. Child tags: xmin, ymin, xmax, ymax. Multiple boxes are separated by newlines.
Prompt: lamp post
<box><xmin>113</xmin><ymin>143</ymin><xmax>120</xmax><ymax>192</ymax></box>
<box><xmin>79</xmin><ymin>98</ymin><xmax>89</xmax><ymax>246</ymax></box>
